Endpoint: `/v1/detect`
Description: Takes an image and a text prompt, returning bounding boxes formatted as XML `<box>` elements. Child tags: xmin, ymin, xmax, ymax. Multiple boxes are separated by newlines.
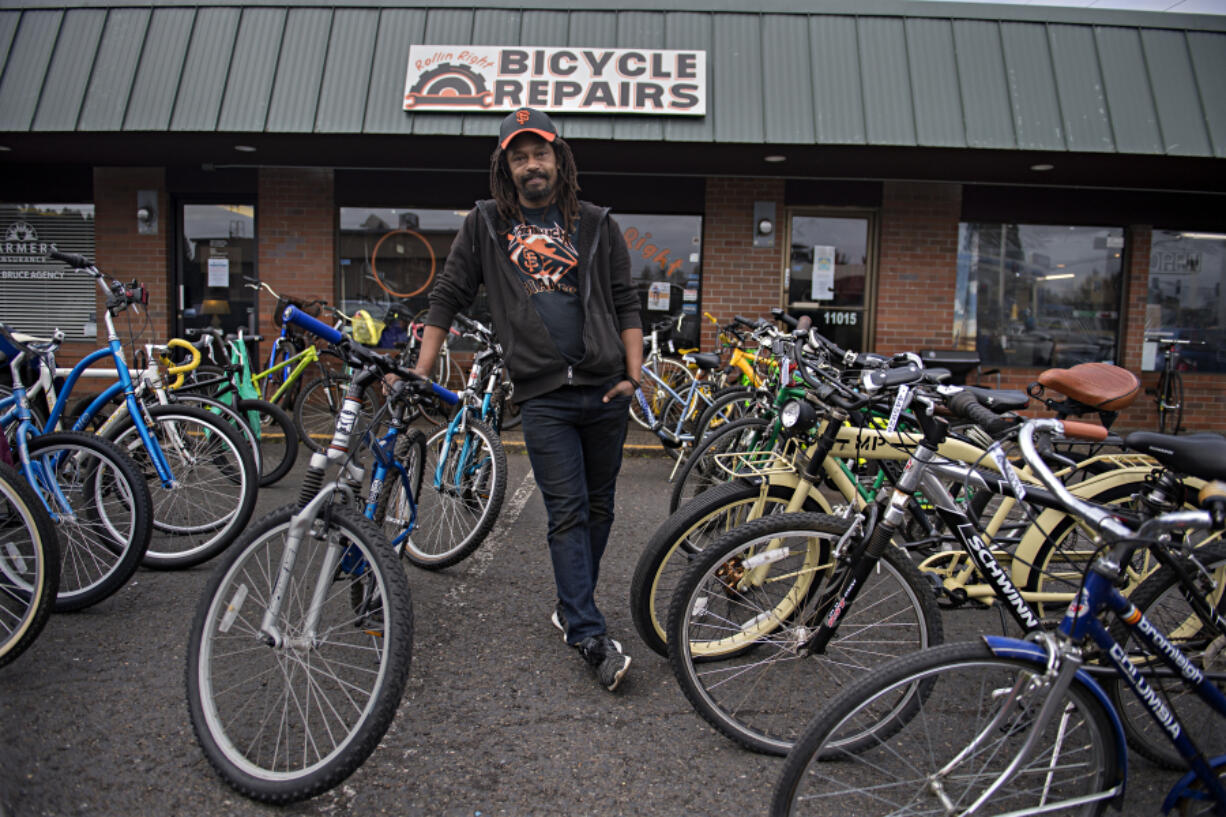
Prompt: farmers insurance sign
<box><xmin>404</xmin><ymin>46</ymin><xmax>706</xmax><ymax>115</ymax></box>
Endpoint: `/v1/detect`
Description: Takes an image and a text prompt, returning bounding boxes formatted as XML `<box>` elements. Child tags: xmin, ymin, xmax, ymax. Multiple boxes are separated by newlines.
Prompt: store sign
<box><xmin>404</xmin><ymin>45</ymin><xmax>706</xmax><ymax>115</ymax></box>
<box><xmin>0</xmin><ymin>205</ymin><xmax>97</xmax><ymax>339</ymax></box>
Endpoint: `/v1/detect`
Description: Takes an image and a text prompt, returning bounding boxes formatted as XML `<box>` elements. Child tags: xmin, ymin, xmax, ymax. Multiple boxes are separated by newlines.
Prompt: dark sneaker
<box><xmin>576</xmin><ymin>635</ymin><xmax>631</xmax><ymax>691</ymax></box>
<box><xmin>551</xmin><ymin>601</ymin><xmax>570</xmax><ymax>645</ymax></box>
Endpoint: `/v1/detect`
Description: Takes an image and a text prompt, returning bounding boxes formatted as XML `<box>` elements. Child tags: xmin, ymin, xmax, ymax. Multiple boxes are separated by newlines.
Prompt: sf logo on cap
<box><xmin>516</xmin><ymin>109</ymin><xmax>532</xmax><ymax>125</ymax></box>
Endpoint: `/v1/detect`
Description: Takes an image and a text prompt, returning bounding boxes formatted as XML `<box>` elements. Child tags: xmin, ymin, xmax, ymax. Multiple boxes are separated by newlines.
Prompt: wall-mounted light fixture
<box><xmin>136</xmin><ymin>190</ymin><xmax>157</xmax><ymax>236</ymax></box>
<box><xmin>753</xmin><ymin>201</ymin><xmax>776</xmax><ymax>249</ymax></box>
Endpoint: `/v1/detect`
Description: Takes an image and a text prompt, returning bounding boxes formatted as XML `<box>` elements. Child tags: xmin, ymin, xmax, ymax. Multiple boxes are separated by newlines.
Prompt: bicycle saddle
<box><xmin>962</xmin><ymin>385</ymin><xmax>1030</xmax><ymax>412</ymax></box>
<box><xmin>1035</xmin><ymin>363</ymin><xmax>1141</xmax><ymax>412</ymax></box>
<box><xmin>1124</xmin><ymin>431</ymin><xmax>1226</xmax><ymax>482</ymax></box>
<box><xmin>682</xmin><ymin>352</ymin><xmax>722</xmax><ymax>371</ymax></box>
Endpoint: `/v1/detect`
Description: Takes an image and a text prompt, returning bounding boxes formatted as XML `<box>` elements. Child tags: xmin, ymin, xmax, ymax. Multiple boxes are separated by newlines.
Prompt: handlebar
<box><xmin>947</xmin><ymin>390</ymin><xmax>1015</xmax><ymax>436</ymax></box>
<box><xmin>159</xmin><ymin>338</ymin><xmax>201</xmax><ymax>389</ymax></box>
<box><xmin>282</xmin><ymin>305</ymin><xmax>458</xmax><ymax>406</ymax></box>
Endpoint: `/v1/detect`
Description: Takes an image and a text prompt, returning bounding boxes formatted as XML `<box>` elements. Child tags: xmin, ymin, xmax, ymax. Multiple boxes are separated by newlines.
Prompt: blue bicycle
<box><xmin>773</xmin><ymin>416</ymin><xmax>1226</xmax><ymax>816</ymax></box>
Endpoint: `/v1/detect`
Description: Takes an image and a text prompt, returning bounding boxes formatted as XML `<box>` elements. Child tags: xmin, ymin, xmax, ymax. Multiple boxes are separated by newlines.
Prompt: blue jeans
<box><xmin>520</xmin><ymin>380</ymin><xmax>630</xmax><ymax>645</ymax></box>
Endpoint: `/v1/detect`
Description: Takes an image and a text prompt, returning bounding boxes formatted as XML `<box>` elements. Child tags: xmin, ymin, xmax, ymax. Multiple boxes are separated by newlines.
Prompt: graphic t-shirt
<box><xmin>504</xmin><ymin>204</ymin><xmax>585</xmax><ymax>365</ymax></box>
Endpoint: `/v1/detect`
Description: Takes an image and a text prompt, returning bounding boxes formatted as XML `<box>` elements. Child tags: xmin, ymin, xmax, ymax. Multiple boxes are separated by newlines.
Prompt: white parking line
<box><xmin>443</xmin><ymin>468</ymin><xmax>537</xmax><ymax>601</ymax></box>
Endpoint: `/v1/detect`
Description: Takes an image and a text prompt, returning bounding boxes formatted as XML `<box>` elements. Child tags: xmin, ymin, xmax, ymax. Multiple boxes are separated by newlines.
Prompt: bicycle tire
<box><xmin>630</xmin><ymin>357</ymin><xmax>694</xmax><ymax>430</ymax></box>
<box><xmin>0</xmin><ymin>460</ymin><xmax>59</xmax><ymax>667</ymax></box>
<box><xmin>295</xmin><ymin>374</ymin><xmax>386</xmax><ymax>454</ymax></box>
<box><xmin>106</xmin><ymin>404</ymin><xmax>258</xmax><ymax>570</ymax></box>
<box><xmin>1104</xmin><ymin>540</ymin><xmax>1226</xmax><ymax>770</ymax></box>
<box><xmin>373</xmin><ymin>429</ymin><xmax>427</xmax><ymax>545</ymax></box>
<box><xmin>412</xmin><ymin>418</ymin><xmax>507</xmax><ymax>569</ymax></box>
<box><xmin>25</xmin><ymin>431</ymin><xmax>153</xmax><ymax>612</ymax></box>
<box><xmin>667</xmin><ymin>511</ymin><xmax>943</xmax><ymax>756</ymax></box>
<box><xmin>668</xmin><ymin>415</ymin><xmax>774</xmax><ymax>515</ymax></box>
<box><xmin>186</xmin><ymin>503</ymin><xmax>413</xmax><ymax>804</ymax></box>
<box><xmin>631</xmin><ymin>480</ymin><xmax>826</xmax><ymax>657</ymax></box>
<box><xmin>1158</xmin><ymin>369</ymin><xmax>1184</xmax><ymax>434</ymax></box>
<box><xmin>691</xmin><ymin>386</ymin><xmax>760</xmax><ymax>445</ymax></box>
<box><xmin>237</xmin><ymin>398</ymin><xmax>298</xmax><ymax>486</ymax></box>
<box><xmin>771</xmin><ymin>640</ymin><xmax>1118</xmax><ymax>817</ymax></box>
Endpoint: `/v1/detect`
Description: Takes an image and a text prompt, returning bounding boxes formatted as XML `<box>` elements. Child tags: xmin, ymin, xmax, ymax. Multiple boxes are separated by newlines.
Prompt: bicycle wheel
<box><xmin>667</xmin><ymin>512</ymin><xmax>942</xmax><ymax>755</ymax></box>
<box><xmin>168</xmin><ymin>392</ymin><xmax>265</xmax><ymax>476</ymax></box>
<box><xmin>25</xmin><ymin>431</ymin><xmax>152</xmax><ymax>612</ymax></box>
<box><xmin>771</xmin><ymin>640</ymin><xmax>1118</xmax><ymax>817</ymax></box>
<box><xmin>668</xmin><ymin>415</ymin><xmax>773</xmax><ymax>514</ymax></box>
<box><xmin>236</xmin><ymin>398</ymin><xmax>298</xmax><ymax>486</ymax></box>
<box><xmin>412</xmin><ymin>418</ymin><xmax>507</xmax><ymax>569</ymax></box>
<box><xmin>1158</xmin><ymin>369</ymin><xmax>1184</xmax><ymax>434</ymax></box>
<box><xmin>186</xmin><ymin>504</ymin><xmax>413</xmax><ymax>804</ymax></box>
<box><xmin>373</xmin><ymin>429</ymin><xmax>427</xmax><ymax>549</ymax></box>
<box><xmin>1104</xmin><ymin>540</ymin><xmax>1226</xmax><ymax>770</ymax></box>
<box><xmin>107</xmin><ymin>404</ymin><xmax>258</xmax><ymax>570</ymax></box>
<box><xmin>630</xmin><ymin>357</ymin><xmax>694</xmax><ymax>430</ymax></box>
<box><xmin>0</xmin><ymin>461</ymin><xmax>58</xmax><ymax>667</ymax></box>
<box><xmin>692</xmin><ymin>386</ymin><xmax>760</xmax><ymax>444</ymax></box>
<box><xmin>295</xmin><ymin>374</ymin><xmax>386</xmax><ymax>454</ymax></box>
<box><xmin>632</xmin><ymin>480</ymin><xmax>828</xmax><ymax>657</ymax></box>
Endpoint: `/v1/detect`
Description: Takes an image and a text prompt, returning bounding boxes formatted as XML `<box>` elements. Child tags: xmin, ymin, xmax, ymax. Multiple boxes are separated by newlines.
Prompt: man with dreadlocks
<box><xmin>412</xmin><ymin>107</ymin><xmax>642</xmax><ymax>692</ymax></box>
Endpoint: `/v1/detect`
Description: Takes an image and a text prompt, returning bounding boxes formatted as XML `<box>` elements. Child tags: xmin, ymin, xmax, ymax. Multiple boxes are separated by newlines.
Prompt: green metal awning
<box><xmin>0</xmin><ymin>0</ymin><xmax>1224</xmax><ymax>175</ymax></box>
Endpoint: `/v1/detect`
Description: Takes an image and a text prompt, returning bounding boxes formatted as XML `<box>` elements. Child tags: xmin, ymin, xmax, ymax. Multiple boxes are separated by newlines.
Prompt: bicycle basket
<box><xmin>352</xmin><ymin>309</ymin><xmax>386</xmax><ymax>346</ymax></box>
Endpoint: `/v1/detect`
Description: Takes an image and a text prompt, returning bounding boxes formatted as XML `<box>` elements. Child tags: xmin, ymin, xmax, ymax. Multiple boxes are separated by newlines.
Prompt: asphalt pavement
<box><xmin>0</xmin><ymin>427</ymin><xmax>1192</xmax><ymax>817</ymax></box>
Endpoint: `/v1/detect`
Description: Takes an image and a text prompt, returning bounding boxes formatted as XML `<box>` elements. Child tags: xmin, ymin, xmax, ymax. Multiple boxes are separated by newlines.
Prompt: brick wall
<box><xmin>699</xmin><ymin>177</ymin><xmax>786</xmax><ymax>349</ymax></box>
<box><xmin>874</xmin><ymin>181</ymin><xmax>962</xmax><ymax>354</ymax></box>
<box><xmin>256</xmin><ymin>168</ymin><xmax>335</xmax><ymax>341</ymax></box>
<box><xmin>68</xmin><ymin>167</ymin><xmax>172</xmax><ymax>362</ymax></box>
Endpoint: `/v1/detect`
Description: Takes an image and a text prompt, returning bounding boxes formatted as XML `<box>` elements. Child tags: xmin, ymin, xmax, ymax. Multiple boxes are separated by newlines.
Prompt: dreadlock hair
<box><xmin>489</xmin><ymin>135</ymin><xmax>582</xmax><ymax>233</ymax></box>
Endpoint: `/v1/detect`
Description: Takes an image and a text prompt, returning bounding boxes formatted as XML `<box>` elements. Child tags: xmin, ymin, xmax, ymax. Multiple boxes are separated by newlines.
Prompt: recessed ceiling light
<box><xmin>234</xmin><ymin>145</ymin><xmax>257</xmax><ymax>153</ymax></box>
<box><xmin>1030</xmin><ymin>163</ymin><xmax>1054</xmax><ymax>172</ymax></box>
<box><xmin>0</xmin><ymin>145</ymin><xmax>11</xmax><ymax>152</ymax></box>
<box><xmin>764</xmin><ymin>155</ymin><xmax>787</xmax><ymax>163</ymax></box>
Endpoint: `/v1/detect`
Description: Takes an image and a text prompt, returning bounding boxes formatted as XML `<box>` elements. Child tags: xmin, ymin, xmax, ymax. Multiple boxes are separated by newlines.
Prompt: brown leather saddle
<box><xmin>1029</xmin><ymin>362</ymin><xmax>1141</xmax><ymax>428</ymax></box>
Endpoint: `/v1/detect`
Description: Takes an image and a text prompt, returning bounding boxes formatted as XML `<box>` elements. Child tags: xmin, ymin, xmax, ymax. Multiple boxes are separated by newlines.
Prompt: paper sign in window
<box><xmin>811</xmin><ymin>246</ymin><xmax>835</xmax><ymax>301</ymax></box>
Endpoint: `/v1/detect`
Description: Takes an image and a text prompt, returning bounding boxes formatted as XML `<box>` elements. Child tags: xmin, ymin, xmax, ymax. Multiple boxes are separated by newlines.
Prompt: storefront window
<box><xmin>618</xmin><ymin>214</ymin><xmax>703</xmax><ymax>330</ymax></box>
<box><xmin>953</xmin><ymin>224</ymin><xmax>1124</xmax><ymax>368</ymax></box>
<box><xmin>1144</xmin><ymin>230</ymin><xmax>1226</xmax><ymax>373</ymax></box>
<box><xmin>0</xmin><ymin>203</ymin><xmax>96</xmax><ymax>339</ymax></box>
<box><xmin>338</xmin><ymin>207</ymin><xmax>486</xmax><ymax>349</ymax></box>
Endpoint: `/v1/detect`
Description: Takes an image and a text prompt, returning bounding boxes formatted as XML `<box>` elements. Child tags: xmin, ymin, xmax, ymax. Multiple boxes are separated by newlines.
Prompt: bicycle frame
<box><xmin>252</xmin><ymin>340</ymin><xmax>320</xmax><ymax>406</ymax></box>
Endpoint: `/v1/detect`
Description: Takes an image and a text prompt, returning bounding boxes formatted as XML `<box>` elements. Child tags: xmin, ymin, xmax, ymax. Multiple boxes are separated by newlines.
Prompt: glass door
<box><xmin>176</xmin><ymin>203</ymin><xmax>257</xmax><ymax>350</ymax></box>
<box><xmin>785</xmin><ymin>212</ymin><xmax>874</xmax><ymax>353</ymax></box>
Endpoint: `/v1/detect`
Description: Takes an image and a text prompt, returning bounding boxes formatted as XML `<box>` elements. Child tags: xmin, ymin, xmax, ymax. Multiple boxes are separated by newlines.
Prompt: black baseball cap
<box><xmin>498</xmin><ymin>108</ymin><xmax>558</xmax><ymax>150</ymax></box>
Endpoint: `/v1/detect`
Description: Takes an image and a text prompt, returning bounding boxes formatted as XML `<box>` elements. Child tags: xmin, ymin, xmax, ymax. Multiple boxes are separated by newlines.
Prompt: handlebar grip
<box><xmin>772</xmin><ymin>308</ymin><xmax>798</xmax><ymax>329</ymax></box>
<box><xmin>734</xmin><ymin>315</ymin><xmax>756</xmax><ymax>327</ymax></box>
<box><xmin>431</xmin><ymin>382</ymin><xmax>459</xmax><ymax>405</ymax></box>
<box><xmin>50</xmin><ymin>250</ymin><xmax>92</xmax><ymax>269</ymax></box>
<box><xmin>1060</xmin><ymin>420</ymin><xmax>1108</xmax><ymax>442</ymax></box>
<box><xmin>863</xmin><ymin>362</ymin><xmax>923</xmax><ymax>392</ymax></box>
<box><xmin>795</xmin><ymin>315</ymin><xmax>813</xmax><ymax>332</ymax></box>
<box><xmin>283</xmin><ymin>304</ymin><xmax>343</xmax><ymax>345</ymax></box>
<box><xmin>948</xmin><ymin>390</ymin><xmax>1013</xmax><ymax>435</ymax></box>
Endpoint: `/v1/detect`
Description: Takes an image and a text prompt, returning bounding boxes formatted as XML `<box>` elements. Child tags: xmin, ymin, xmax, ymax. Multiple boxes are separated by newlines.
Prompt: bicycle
<box><xmin>175</xmin><ymin>327</ymin><xmax>299</xmax><ymax>486</ymax></box>
<box><xmin>0</xmin><ymin>322</ymin><xmax>153</xmax><ymax>611</ymax></box>
<box><xmin>10</xmin><ymin>252</ymin><xmax>258</xmax><ymax>571</ymax></box>
<box><xmin>1147</xmin><ymin>334</ymin><xmax>1198</xmax><ymax>434</ymax></box>
<box><xmin>0</xmin><ymin>455</ymin><xmax>59</xmax><ymax>667</ymax></box>
<box><xmin>384</xmin><ymin>312</ymin><xmax>509</xmax><ymax>569</ymax></box>
<box><xmin>771</xmin><ymin>416</ymin><xmax>1226</xmax><ymax>817</ymax></box>
<box><xmin>186</xmin><ymin>303</ymin><xmax>457</xmax><ymax>804</ymax></box>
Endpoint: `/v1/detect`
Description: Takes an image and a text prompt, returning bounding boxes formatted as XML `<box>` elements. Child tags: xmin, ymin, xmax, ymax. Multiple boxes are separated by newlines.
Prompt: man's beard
<box><xmin>516</xmin><ymin>173</ymin><xmax>554</xmax><ymax>204</ymax></box>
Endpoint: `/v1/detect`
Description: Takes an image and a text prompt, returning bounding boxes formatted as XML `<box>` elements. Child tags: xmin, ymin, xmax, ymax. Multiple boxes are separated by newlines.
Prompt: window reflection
<box><xmin>1145</xmin><ymin>230</ymin><xmax>1226</xmax><ymax>373</ymax></box>
<box><xmin>618</xmin><ymin>214</ymin><xmax>703</xmax><ymax>327</ymax></box>
<box><xmin>954</xmin><ymin>224</ymin><xmax>1124</xmax><ymax>368</ymax></box>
